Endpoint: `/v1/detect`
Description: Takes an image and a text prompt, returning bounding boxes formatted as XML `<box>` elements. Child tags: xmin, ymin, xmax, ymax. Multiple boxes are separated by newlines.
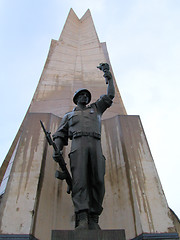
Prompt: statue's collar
<box><xmin>73</xmin><ymin>105</ymin><xmax>91</xmax><ymax>111</ymax></box>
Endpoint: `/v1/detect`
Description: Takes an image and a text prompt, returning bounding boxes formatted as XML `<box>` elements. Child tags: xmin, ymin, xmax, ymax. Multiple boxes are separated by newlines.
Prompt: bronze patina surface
<box><xmin>52</xmin><ymin>64</ymin><xmax>115</xmax><ymax>229</ymax></box>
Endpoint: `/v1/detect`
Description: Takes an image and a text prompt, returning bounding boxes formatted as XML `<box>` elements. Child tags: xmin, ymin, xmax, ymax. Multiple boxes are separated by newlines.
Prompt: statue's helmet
<box><xmin>73</xmin><ymin>88</ymin><xmax>91</xmax><ymax>105</ymax></box>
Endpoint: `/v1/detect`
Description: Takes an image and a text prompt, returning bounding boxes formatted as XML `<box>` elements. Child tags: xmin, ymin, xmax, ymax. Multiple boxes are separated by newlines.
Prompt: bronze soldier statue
<box><xmin>52</xmin><ymin>63</ymin><xmax>115</xmax><ymax>230</ymax></box>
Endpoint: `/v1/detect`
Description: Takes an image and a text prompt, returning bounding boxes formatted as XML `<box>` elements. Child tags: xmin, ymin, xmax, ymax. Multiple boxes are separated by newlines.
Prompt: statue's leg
<box><xmin>69</xmin><ymin>137</ymin><xmax>90</xmax><ymax>229</ymax></box>
<box><xmin>88</xmin><ymin>138</ymin><xmax>105</xmax><ymax>229</ymax></box>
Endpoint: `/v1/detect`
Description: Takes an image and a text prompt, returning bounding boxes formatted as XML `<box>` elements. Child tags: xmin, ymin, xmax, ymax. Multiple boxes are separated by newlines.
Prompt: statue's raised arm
<box><xmin>97</xmin><ymin>63</ymin><xmax>115</xmax><ymax>99</ymax></box>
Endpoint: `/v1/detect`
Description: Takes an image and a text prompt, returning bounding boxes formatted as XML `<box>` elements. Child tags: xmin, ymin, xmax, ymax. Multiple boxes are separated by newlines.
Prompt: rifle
<box><xmin>40</xmin><ymin>120</ymin><xmax>72</xmax><ymax>194</ymax></box>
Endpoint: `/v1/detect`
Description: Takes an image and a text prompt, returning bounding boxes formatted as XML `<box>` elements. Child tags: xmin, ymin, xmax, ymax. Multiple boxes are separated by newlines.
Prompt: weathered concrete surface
<box><xmin>29</xmin><ymin>9</ymin><xmax>126</xmax><ymax>119</ymax></box>
<box><xmin>101</xmin><ymin>116</ymin><xmax>176</xmax><ymax>239</ymax></box>
<box><xmin>170</xmin><ymin>209</ymin><xmax>180</xmax><ymax>236</ymax></box>
<box><xmin>0</xmin><ymin>114</ymin><xmax>177</xmax><ymax>240</ymax></box>
<box><xmin>0</xmin><ymin>113</ymin><xmax>73</xmax><ymax>239</ymax></box>
<box><xmin>0</xmin><ymin>113</ymin><xmax>50</xmax><ymax>235</ymax></box>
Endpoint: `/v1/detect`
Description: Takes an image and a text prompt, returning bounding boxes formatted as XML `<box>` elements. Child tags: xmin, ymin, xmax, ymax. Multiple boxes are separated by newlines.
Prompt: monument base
<box><xmin>132</xmin><ymin>233</ymin><xmax>179</xmax><ymax>240</ymax></box>
<box><xmin>52</xmin><ymin>229</ymin><xmax>126</xmax><ymax>240</ymax></box>
<box><xmin>0</xmin><ymin>235</ymin><xmax>37</xmax><ymax>240</ymax></box>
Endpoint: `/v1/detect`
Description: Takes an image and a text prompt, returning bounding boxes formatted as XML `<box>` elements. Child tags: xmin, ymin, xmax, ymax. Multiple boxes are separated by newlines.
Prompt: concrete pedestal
<box><xmin>0</xmin><ymin>235</ymin><xmax>37</xmax><ymax>240</ymax></box>
<box><xmin>52</xmin><ymin>229</ymin><xmax>126</xmax><ymax>240</ymax></box>
<box><xmin>132</xmin><ymin>233</ymin><xmax>179</xmax><ymax>240</ymax></box>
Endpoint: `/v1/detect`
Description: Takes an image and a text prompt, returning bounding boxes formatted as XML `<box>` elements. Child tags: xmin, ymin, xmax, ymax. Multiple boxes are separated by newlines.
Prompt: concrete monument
<box><xmin>0</xmin><ymin>9</ymin><xmax>179</xmax><ymax>240</ymax></box>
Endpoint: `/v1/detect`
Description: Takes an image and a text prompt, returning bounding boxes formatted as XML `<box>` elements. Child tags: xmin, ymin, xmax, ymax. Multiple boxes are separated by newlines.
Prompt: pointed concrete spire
<box><xmin>28</xmin><ymin>9</ymin><xmax>126</xmax><ymax>118</ymax></box>
<box><xmin>59</xmin><ymin>8</ymin><xmax>80</xmax><ymax>42</ymax></box>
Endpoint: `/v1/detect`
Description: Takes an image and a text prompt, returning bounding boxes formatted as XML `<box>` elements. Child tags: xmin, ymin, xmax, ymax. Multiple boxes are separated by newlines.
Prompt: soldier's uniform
<box><xmin>53</xmin><ymin>94</ymin><xmax>112</xmax><ymax>215</ymax></box>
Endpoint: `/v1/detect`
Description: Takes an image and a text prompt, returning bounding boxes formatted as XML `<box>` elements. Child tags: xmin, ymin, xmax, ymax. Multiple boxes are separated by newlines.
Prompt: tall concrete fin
<box><xmin>59</xmin><ymin>8</ymin><xmax>80</xmax><ymax>44</ymax></box>
<box><xmin>28</xmin><ymin>8</ymin><xmax>126</xmax><ymax>118</ymax></box>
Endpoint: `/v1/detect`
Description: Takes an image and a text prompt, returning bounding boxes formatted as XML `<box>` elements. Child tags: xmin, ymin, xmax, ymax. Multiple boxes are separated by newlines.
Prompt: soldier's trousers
<box><xmin>69</xmin><ymin>136</ymin><xmax>105</xmax><ymax>215</ymax></box>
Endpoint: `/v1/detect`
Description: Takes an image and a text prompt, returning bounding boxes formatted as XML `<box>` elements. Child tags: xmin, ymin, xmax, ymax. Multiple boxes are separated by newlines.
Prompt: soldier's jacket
<box><xmin>52</xmin><ymin>94</ymin><xmax>113</xmax><ymax>145</ymax></box>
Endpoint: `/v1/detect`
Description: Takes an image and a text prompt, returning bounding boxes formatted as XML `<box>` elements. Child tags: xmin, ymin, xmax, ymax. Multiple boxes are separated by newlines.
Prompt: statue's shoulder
<box><xmin>62</xmin><ymin>110</ymin><xmax>73</xmax><ymax>119</ymax></box>
<box><xmin>64</xmin><ymin>108</ymin><xmax>78</xmax><ymax>120</ymax></box>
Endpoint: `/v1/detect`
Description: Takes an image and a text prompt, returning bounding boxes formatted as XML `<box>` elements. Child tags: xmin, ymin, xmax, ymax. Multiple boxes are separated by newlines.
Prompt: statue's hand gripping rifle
<box><xmin>40</xmin><ymin>120</ymin><xmax>72</xmax><ymax>194</ymax></box>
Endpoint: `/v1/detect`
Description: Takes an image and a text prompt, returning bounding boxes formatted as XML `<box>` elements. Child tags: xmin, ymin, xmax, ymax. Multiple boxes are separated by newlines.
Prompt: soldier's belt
<box><xmin>73</xmin><ymin>131</ymin><xmax>101</xmax><ymax>139</ymax></box>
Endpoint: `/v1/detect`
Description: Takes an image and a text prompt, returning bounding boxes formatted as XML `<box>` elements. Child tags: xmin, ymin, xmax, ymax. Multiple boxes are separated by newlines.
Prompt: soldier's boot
<box><xmin>75</xmin><ymin>211</ymin><xmax>88</xmax><ymax>230</ymax></box>
<box><xmin>88</xmin><ymin>213</ymin><xmax>101</xmax><ymax>230</ymax></box>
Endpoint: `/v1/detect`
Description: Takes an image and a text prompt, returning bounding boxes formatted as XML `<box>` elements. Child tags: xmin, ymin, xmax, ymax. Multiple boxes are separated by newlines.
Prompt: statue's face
<box><xmin>77</xmin><ymin>92</ymin><xmax>89</xmax><ymax>105</ymax></box>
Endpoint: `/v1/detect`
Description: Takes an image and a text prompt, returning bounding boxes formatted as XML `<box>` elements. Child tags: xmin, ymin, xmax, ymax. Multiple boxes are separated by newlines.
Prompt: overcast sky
<box><xmin>0</xmin><ymin>0</ymin><xmax>179</xmax><ymax>219</ymax></box>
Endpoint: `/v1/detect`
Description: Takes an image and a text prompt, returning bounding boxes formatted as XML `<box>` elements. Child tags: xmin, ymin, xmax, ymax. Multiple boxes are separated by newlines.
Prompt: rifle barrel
<box><xmin>40</xmin><ymin>120</ymin><xmax>72</xmax><ymax>194</ymax></box>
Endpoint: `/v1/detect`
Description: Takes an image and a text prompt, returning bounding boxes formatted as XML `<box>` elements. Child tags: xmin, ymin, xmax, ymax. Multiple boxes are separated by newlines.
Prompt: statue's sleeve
<box><xmin>95</xmin><ymin>94</ymin><xmax>113</xmax><ymax>115</ymax></box>
<box><xmin>52</xmin><ymin>114</ymin><xmax>69</xmax><ymax>146</ymax></box>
